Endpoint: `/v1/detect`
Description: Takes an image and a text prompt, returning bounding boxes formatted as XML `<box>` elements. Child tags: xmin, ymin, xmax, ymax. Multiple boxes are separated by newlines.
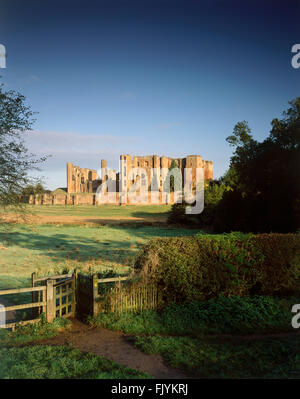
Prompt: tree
<box><xmin>0</xmin><ymin>81</ymin><xmax>46</xmax><ymax>212</ymax></box>
<box><xmin>21</xmin><ymin>183</ymin><xmax>48</xmax><ymax>197</ymax></box>
<box><xmin>216</xmin><ymin>98</ymin><xmax>300</xmax><ymax>232</ymax></box>
<box><xmin>226</xmin><ymin>120</ymin><xmax>253</xmax><ymax>148</ymax></box>
<box><xmin>168</xmin><ymin>178</ymin><xmax>225</xmax><ymax>227</ymax></box>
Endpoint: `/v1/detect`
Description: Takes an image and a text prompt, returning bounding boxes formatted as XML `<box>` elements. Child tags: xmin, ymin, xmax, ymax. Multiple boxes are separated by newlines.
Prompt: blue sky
<box><xmin>0</xmin><ymin>0</ymin><xmax>299</xmax><ymax>189</ymax></box>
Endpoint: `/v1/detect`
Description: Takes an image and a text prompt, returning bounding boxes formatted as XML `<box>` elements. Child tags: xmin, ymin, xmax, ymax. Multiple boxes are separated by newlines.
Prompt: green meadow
<box><xmin>0</xmin><ymin>223</ymin><xmax>200</xmax><ymax>290</ymax></box>
<box><xmin>3</xmin><ymin>204</ymin><xmax>172</xmax><ymax>219</ymax></box>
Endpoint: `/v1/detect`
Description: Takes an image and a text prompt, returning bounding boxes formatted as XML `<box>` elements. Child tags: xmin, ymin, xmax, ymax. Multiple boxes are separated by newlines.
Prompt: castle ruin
<box><xmin>29</xmin><ymin>154</ymin><xmax>213</xmax><ymax>205</ymax></box>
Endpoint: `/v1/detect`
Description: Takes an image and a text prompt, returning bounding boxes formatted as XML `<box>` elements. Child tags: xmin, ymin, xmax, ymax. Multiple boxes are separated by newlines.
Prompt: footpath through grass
<box><xmin>0</xmin><ymin>317</ymin><xmax>149</xmax><ymax>379</ymax></box>
<box><xmin>89</xmin><ymin>295</ymin><xmax>300</xmax><ymax>378</ymax></box>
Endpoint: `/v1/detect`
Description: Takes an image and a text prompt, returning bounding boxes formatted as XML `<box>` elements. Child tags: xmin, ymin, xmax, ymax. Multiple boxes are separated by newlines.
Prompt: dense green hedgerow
<box><xmin>134</xmin><ymin>233</ymin><xmax>300</xmax><ymax>302</ymax></box>
<box><xmin>89</xmin><ymin>295</ymin><xmax>297</xmax><ymax>335</ymax></box>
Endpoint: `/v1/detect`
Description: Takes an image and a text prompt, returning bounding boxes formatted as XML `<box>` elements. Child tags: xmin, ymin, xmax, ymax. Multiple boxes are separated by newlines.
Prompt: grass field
<box><xmin>0</xmin><ymin>345</ymin><xmax>150</xmax><ymax>379</ymax></box>
<box><xmin>3</xmin><ymin>204</ymin><xmax>172</xmax><ymax>219</ymax></box>
<box><xmin>90</xmin><ymin>297</ymin><xmax>300</xmax><ymax>378</ymax></box>
<box><xmin>2</xmin><ymin>205</ymin><xmax>295</xmax><ymax>379</ymax></box>
<box><xmin>133</xmin><ymin>334</ymin><xmax>300</xmax><ymax>378</ymax></box>
<box><xmin>0</xmin><ymin>223</ymin><xmax>201</xmax><ymax>291</ymax></box>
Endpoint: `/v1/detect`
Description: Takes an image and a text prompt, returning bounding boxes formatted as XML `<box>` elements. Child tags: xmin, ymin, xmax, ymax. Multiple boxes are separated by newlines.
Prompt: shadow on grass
<box><xmin>0</xmin><ymin>224</ymin><xmax>203</xmax><ymax>273</ymax></box>
<box><xmin>0</xmin><ymin>225</ymin><xmax>201</xmax><ymax>262</ymax></box>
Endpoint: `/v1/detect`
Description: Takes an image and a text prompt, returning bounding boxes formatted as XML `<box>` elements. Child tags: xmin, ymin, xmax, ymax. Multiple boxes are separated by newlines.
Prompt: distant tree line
<box><xmin>21</xmin><ymin>183</ymin><xmax>51</xmax><ymax>197</ymax></box>
<box><xmin>168</xmin><ymin>98</ymin><xmax>300</xmax><ymax>233</ymax></box>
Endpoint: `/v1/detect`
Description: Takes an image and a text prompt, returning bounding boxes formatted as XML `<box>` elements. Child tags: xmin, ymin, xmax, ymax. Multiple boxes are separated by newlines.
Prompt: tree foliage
<box><xmin>167</xmin><ymin>178</ymin><xmax>225</xmax><ymax>226</ymax></box>
<box><xmin>21</xmin><ymin>183</ymin><xmax>49</xmax><ymax>197</ymax></box>
<box><xmin>168</xmin><ymin>98</ymin><xmax>300</xmax><ymax>233</ymax></box>
<box><xmin>0</xmin><ymin>81</ymin><xmax>46</xmax><ymax>210</ymax></box>
<box><xmin>216</xmin><ymin>98</ymin><xmax>300</xmax><ymax>232</ymax></box>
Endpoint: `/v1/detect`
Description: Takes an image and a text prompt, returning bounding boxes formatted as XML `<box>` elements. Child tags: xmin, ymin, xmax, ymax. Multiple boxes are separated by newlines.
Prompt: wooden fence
<box><xmin>91</xmin><ymin>275</ymin><xmax>161</xmax><ymax>315</ymax></box>
<box><xmin>32</xmin><ymin>272</ymin><xmax>76</xmax><ymax>320</ymax></box>
<box><xmin>0</xmin><ymin>272</ymin><xmax>160</xmax><ymax>329</ymax></box>
<box><xmin>0</xmin><ymin>272</ymin><xmax>75</xmax><ymax>330</ymax></box>
<box><xmin>0</xmin><ymin>285</ymin><xmax>47</xmax><ymax>331</ymax></box>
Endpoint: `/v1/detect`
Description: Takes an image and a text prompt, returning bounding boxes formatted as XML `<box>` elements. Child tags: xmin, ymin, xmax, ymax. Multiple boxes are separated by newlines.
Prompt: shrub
<box><xmin>89</xmin><ymin>295</ymin><xmax>297</xmax><ymax>335</ymax></box>
<box><xmin>167</xmin><ymin>180</ymin><xmax>225</xmax><ymax>227</ymax></box>
<box><xmin>167</xmin><ymin>202</ymin><xmax>189</xmax><ymax>225</ymax></box>
<box><xmin>134</xmin><ymin>233</ymin><xmax>300</xmax><ymax>303</ymax></box>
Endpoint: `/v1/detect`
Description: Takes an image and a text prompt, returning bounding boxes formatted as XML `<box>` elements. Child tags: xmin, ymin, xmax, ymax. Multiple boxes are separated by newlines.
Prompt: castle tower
<box><xmin>204</xmin><ymin>161</ymin><xmax>213</xmax><ymax>180</ymax></box>
<box><xmin>101</xmin><ymin>159</ymin><xmax>108</xmax><ymax>183</ymax></box>
<box><xmin>67</xmin><ymin>162</ymin><xmax>74</xmax><ymax>193</ymax></box>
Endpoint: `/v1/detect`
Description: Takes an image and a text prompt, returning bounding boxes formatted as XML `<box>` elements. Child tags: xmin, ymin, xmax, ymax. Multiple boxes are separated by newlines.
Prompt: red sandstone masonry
<box><xmin>30</xmin><ymin>154</ymin><xmax>213</xmax><ymax>206</ymax></box>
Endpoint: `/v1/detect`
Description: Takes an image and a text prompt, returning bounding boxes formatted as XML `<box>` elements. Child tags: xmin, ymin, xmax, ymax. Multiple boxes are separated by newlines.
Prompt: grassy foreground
<box><xmin>133</xmin><ymin>335</ymin><xmax>300</xmax><ymax>378</ymax></box>
<box><xmin>0</xmin><ymin>223</ymin><xmax>199</xmax><ymax>291</ymax></box>
<box><xmin>90</xmin><ymin>295</ymin><xmax>300</xmax><ymax>378</ymax></box>
<box><xmin>0</xmin><ymin>345</ymin><xmax>149</xmax><ymax>379</ymax></box>
<box><xmin>0</xmin><ymin>317</ymin><xmax>149</xmax><ymax>379</ymax></box>
<box><xmin>3</xmin><ymin>204</ymin><xmax>172</xmax><ymax>219</ymax></box>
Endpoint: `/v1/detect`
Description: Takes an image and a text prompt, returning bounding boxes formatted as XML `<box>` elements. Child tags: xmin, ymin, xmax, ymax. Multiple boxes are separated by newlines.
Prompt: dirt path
<box><xmin>36</xmin><ymin>319</ymin><xmax>189</xmax><ymax>379</ymax></box>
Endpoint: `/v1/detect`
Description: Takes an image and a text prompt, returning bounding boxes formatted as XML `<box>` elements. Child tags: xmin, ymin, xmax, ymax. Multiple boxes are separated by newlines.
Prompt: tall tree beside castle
<box><xmin>168</xmin><ymin>98</ymin><xmax>300</xmax><ymax>233</ymax></box>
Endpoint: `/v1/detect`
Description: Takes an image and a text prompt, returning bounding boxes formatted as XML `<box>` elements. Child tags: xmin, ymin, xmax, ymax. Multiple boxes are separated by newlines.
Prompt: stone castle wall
<box><xmin>29</xmin><ymin>154</ymin><xmax>213</xmax><ymax>206</ymax></box>
<box><xmin>29</xmin><ymin>191</ymin><xmax>182</xmax><ymax>206</ymax></box>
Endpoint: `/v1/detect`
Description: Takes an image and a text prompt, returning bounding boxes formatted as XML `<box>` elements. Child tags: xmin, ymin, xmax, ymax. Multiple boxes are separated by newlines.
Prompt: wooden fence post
<box><xmin>72</xmin><ymin>269</ymin><xmax>77</xmax><ymax>317</ymax></box>
<box><xmin>42</xmin><ymin>287</ymin><xmax>46</xmax><ymax>315</ymax></box>
<box><xmin>92</xmin><ymin>274</ymin><xmax>98</xmax><ymax>316</ymax></box>
<box><xmin>31</xmin><ymin>272</ymin><xmax>36</xmax><ymax>288</ymax></box>
<box><xmin>46</xmin><ymin>279</ymin><xmax>55</xmax><ymax>322</ymax></box>
<box><xmin>31</xmin><ymin>272</ymin><xmax>38</xmax><ymax>317</ymax></box>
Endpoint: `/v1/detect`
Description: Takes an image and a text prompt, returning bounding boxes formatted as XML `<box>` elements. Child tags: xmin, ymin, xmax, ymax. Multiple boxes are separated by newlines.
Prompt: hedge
<box><xmin>134</xmin><ymin>233</ymin><xmax>300</xmax><ymax>303</ymax></box>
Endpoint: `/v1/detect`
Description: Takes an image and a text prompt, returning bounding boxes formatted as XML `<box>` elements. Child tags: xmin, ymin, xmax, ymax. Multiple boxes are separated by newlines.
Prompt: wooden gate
<box><xmin>32</xmin><ymin>272</ymin><xmax>76</xmax><ymax>322</ymax></box>
<box><xmin>0</xmin><ymin>271</ymin><xmax>160</xmax><ymax>329</ymax></box>
<box><xmin>53</xmin><ymin>276</ymin><xmax>75</xmax><ymax>319</ymax></box>
<box><xmin>76</xmin><ymin>273</ymin><xmax>93</xmax><ymax>318</ymax></box>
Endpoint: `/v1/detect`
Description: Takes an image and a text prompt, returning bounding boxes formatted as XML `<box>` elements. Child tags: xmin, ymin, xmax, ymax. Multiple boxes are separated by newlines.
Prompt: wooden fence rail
<box><xmin>0</xmin><ymin>286</ymin><xmax>46</xmax><ymax>295</ymax></box>
<box><xmin>0</xmin><ymin>302</ymin><xmax>46</xmax><ymax>313</ymax></box>
<box><xmin>0</xmin><ymin>284</ymin><xmax>48</xmax><ymax>331</ymax></box>
<box><xmin>34</xmin><ymin>273</ymin><xmax>73</xmax><ymax>283</ymax></box>
<box><xmin>97</xmin><ymin>276</ymin><xmax>131</xmax><ymax>284</ymax></box>
<box><xmin>0</xmin><ymin>272</ymin><xmax>160</xmax><ymax>329</ymax></box>
<box><xmin>0</xmin><ymin>272</ymin><xmax>75</xmax><ymax>330</ymax></box>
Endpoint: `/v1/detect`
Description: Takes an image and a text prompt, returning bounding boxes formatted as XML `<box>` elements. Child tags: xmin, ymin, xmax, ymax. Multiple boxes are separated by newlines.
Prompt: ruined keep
<box><xmin>29</xmin><ymin>154</ymin><xmax>213</xmax><ymax>205</ymax></box>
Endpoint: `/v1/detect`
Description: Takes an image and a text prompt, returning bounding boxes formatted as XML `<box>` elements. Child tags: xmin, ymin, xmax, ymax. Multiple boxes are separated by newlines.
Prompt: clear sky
<box><xmin>0</xmin><ymin>0</ymin><xmax>299</xmax><ymax>190</ymax></box>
